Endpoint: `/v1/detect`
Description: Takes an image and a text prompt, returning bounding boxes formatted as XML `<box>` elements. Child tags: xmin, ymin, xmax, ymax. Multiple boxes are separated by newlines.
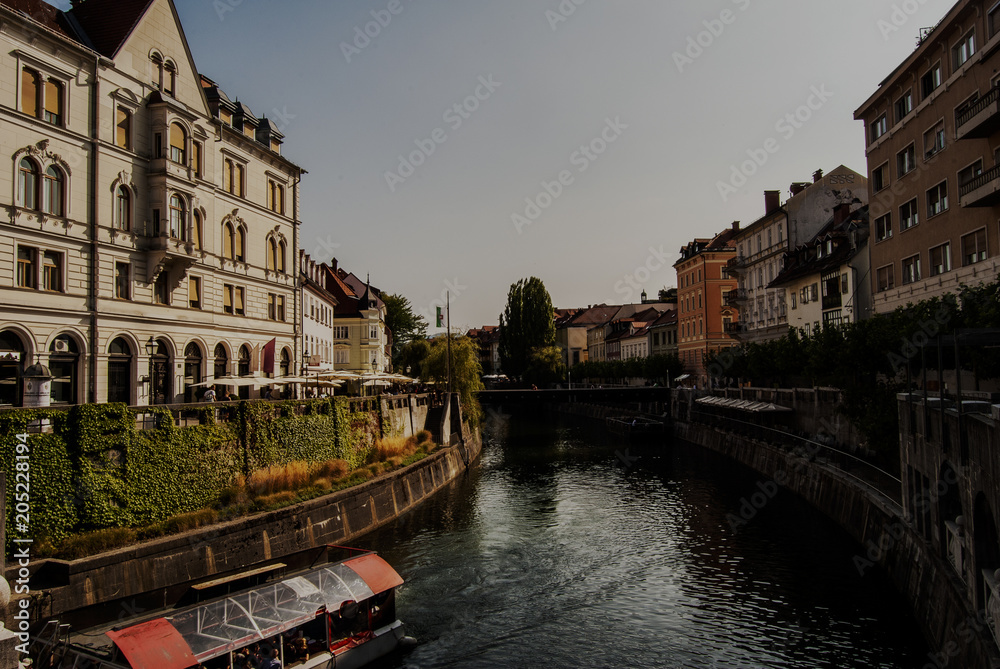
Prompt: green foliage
<box><xmin>421</xmin><ymin>335</ymin><xmax>484</xmax><ymax>423</ymax></box>
<box><xmin>383</xmin><ymin>292</ymin><xmax>429</xmax><ymax>367</ymax></box>
<box><xmin>572</xmin><ymin>354</ymin><xmax>682</xmax><ymax>385</ymax></box>
<box><xmin>398</xmin><ymin>338</ymin><xmax>431</xmax><ymax>379</ymax></box>
<box><xmin>524</xmin><ymin>345</ymin><xmax>566</xmax><ymax>386</ymax></box>
<box><xmin>499</xmin><ymin>277</ymin><xmax>556</xmax><ymax>378</ymax></box>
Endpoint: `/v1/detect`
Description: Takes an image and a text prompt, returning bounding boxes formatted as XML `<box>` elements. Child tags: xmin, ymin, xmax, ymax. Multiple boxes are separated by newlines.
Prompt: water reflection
<box><xmin>362</xmin><ymin>412</ymin><xmax>926</xmax><ymax>668</ymax></box>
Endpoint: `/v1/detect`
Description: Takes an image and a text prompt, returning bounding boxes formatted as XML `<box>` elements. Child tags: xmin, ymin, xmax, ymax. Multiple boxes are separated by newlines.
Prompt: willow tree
<box><xmin>498</xmin><ymin>277</ymin><xmax>555</xmax><ymax>379</ymax></box>
<box><xmin>421</xmin><ymin>336</ymin><xmax>484</xmax><ymax>424</ymax></box>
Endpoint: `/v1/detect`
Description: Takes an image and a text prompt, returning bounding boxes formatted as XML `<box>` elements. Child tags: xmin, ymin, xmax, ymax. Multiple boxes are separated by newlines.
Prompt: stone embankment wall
<box><xmin>7</xmin><ymin>403</ymin><xmax>480</xmax><ymax>627</ymax></box>
<box><xmin>676</xmin><ymin>419</ymin><xmax>1000</xmax><ymax>669</ymax></box>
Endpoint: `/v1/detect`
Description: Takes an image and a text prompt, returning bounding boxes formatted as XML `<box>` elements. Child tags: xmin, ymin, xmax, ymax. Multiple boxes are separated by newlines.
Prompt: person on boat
<box><xmin>259</xmin><ymin>647</ymin><xmax>281</xmax><ymax>669</ymax></box>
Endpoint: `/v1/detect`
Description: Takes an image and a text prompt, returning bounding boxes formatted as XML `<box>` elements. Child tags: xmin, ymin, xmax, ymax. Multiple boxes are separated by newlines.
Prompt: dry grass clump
<box><xmin>367</xmin><ymin>435</ymin><xmax>419</xmax><ymax>463</ymax></box>
<box><xmin>248</xmin><ymin>461</ymin><xmax>311</xmax><ymax>496</ymax></box>
<box><xmin>316</xmin><ymin>458</ymin><xmax>350</xmax><ymax>481</ymax></box>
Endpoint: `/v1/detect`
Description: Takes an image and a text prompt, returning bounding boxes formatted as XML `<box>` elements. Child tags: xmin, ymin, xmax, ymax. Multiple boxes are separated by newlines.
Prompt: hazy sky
<box><xmin>72</xmin><ymin>0</ymin><xmax>960</xmax><ymax>331</ymax></box>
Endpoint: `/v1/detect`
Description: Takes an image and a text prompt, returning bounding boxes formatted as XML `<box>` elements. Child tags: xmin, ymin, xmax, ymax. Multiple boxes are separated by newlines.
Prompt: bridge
<box><xmin>477</xmin><ymin>386</ymin><xmax>671</xmax><ymax>413</ymax></box>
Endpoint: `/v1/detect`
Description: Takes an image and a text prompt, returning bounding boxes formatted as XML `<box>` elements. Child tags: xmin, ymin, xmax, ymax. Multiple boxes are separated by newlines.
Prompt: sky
<box><xmin>64</xmin><ymin>0</ymin><xmax>959</xmax><ymax>333</ymax></box>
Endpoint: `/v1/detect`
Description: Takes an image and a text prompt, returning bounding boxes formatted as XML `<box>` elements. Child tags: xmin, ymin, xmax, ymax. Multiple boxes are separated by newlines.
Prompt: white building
<box><xmin>0</xmin><ymin>0</ymin><xmax>302</xmax><ymax>406</ymax></box>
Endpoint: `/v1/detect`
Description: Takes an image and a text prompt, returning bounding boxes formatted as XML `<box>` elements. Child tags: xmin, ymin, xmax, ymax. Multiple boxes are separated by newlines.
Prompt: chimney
<box><xmin>731</xmin><ymin>220</ymin><xmax>740</xmax><ymax>231</ymax></box>
<box><xmin>790</xmin><ymin>182</ymin><xmax>809</xmax><ymax>196</ymax></box>
<box><xmin>764</xmin><ymin>191</ymin><xmax>780</xmax><ymax>214</ymax></box>
<box><xmin>813</xmin><ymin>169</ymin><xmax>824</xmax><ymax>183</ymax></box>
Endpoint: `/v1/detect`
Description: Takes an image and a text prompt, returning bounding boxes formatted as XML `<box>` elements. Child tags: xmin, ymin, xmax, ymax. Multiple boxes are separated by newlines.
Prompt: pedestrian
<box><xmin>203</xmin><ymin>387</ymin><xmax>216</xmax><ymax>402</ymax></box>
<box><xmin>259</xmin><ymin>648</ymin><xmax>281</xmax><ymax>669</ymax></box>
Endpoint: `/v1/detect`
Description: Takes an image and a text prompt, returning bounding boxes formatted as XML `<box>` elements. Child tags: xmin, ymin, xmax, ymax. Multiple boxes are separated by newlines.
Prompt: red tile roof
<box><xmin>0</xmin><ymin>0</ymin><xmax>75</xmax><ymax>41</ymax></box>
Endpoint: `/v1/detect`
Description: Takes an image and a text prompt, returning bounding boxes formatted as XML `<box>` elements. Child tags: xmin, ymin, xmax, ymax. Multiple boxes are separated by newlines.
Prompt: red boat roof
<box><xmin>106</xmin><ymin>618</ymin><xmax>197</xmax><ymax>669</ymax></box>
<box><xmin>345</xmin><ymin>553</ymin><xmax>404</xmax><ymax>594</ymax></box>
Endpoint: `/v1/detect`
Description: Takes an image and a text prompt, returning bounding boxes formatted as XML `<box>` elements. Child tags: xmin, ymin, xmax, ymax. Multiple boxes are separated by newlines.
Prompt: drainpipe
<box><xmin>87</xmin><ymin>55</ymin><xmax>101</xmax><ymax>403</ymax></box>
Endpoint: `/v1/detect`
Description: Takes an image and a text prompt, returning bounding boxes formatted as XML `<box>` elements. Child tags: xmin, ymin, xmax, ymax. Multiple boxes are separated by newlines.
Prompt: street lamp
<box><xmin>302</xmin><ymin>349</ymin><xmax>310</xmax><ymax>398</ymax></box>
<box><xmin>145</xmin><ymin>337</ymin><xmax>155</xmax><ymax>404</ymax></box>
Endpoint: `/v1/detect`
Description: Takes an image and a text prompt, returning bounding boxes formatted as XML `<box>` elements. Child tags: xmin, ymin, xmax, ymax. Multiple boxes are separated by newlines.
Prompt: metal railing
<box><xmin>690</xmin><ymin>409</ymin><xmax>903</xmax><ymax>507</ymax></box>
<box><xmin>956</xmin><ymin>84</ymin><xmax>1000</xmax><ymax>128</ymax></box>
<box><xmin>960</xmin><ymin>162</ymin><xmax>1000</xmax><ymax>198</ymax></box>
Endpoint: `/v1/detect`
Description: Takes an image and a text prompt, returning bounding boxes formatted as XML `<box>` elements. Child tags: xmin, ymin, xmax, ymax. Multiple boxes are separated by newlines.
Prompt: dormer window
<box><xmin>164</xmin><ymin>61</ymin><xmax>176</xmax><ymax>97</ymax></box>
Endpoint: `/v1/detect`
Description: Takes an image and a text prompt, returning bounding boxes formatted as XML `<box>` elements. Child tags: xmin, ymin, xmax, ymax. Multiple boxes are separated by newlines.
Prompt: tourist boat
<box><xmin>605</xmin><ymin>415</ymin><xmax>666</xmax><ymax>442</ymax></box>
<box><xmin>33</xmin><ymin>551</ymin><xmax>413</xmax><ymax>669</ymax></box>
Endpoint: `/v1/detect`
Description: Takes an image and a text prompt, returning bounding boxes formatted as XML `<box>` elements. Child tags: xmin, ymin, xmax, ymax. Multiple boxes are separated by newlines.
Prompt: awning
<box><xmin>695</xmin><ymin>396</ymin><xmax>792</xmax><ymax>413</ymax></box>
<box><xmin>106</xmin><ymin>554</ymin><xmax>403</xmax><ymax>664</ymax></box>
<box><xmin>674</xmin><ymin>374</ymin><xmax>691</xmax><ymax>382</ymax></box>
<box><xmin>106</xmin><ymin>618</ymin><xmax>197</xmax><ymax>669</ymax></box>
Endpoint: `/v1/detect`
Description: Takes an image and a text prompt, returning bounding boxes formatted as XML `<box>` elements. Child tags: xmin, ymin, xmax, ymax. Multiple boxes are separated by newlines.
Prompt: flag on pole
<box><xmin>262</xmin><ymin>338</ymin><xmax>276</xmax><ymax>375</ymax></box>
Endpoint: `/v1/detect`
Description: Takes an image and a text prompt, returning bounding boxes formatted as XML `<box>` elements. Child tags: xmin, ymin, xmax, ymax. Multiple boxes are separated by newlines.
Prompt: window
<box><xmin>153</xmin><ymin>272</ymin><xmax>170</xmax><ymax>304</ymax></box>
<box><xmin>870</xmin><ymin>114</ymin><xmax>888</xmax><ymax>144</ymax></box>
<box><xmin>150</xmin><ymin>52</ymin><xmax>163</xmax><ymax>88</ymax></box>
<box><xmin>335</xmin><ymin>348</ymin><xmax>349</xmax><ymax>365</ymax></box>
<box><xmin>116</xmin><ymin>106</ymin><xmax>131</xmax><ymax>149</ymax></box>
<box><xmin>927</xmin><ymin>182</ymin><xmax>949</xmax><ymax>217</ymax></box>
<box><xmin>235</xmin><ymin>164</ymin><xmax>245</xmax><ymax>197</ymax></box>
<box><xmin>42</xmin><ymin>251</ymin><xmax>61</xmax><ymax>291</ymax></box>
<box><xmin>115</xmin><ymin>186</ymin><xmax>131</xmax><ymax>231</ymax></box>
<box><xmin>924</xmin><ymin>121</ymin><xmax>946</xmax><ymax>158</ymax></box>
<box><xmin>224</xmin><ymin>284</ymin><xmax>234</xmax><ymax>314</ymax></box>
<box><xmin>153</xmin><ymin>133</ymin><xmax>162</xmax><ymax>159</ymax></box>
<box><xmin>875</xmin><ymin>213</ymin><xmax>892</xmax><ymax>242</ymax></box>
<box><xmin>791</xmin><ymin>292</ymin><xmax>797</xmax><ymax>309</ymax></box>
<box><xmin>18</xmin><ymin>158</ymin><xmax>38</xmax><ymax>210</ymax></box>
<box><xmin>895</xmin><ymin>90</ymin><xmax>913</xmax><ymax>123</ymax></box>
<box><xmin>163</xmin><ymin>61</ymin><xmax>176</xmax><ymax>97</ymax></box>
<box><xmin>902</xmin><ymin>255</ymin><xmax>922</xmax><ymax>284</ymax></box>
<box><xmin>223</xmin><ymin>223</ymin><xmax>235</xmax><ymax>259</ymax></box>
<box><xmin>877</xmin><ymin>265</ymin><xmax>895</xmax><ymax>292</ymax></box>
<box><xmin>921</xmin><ymin>64</ymin><xmax>942</xmax><ymax>99</ymax></box>
<box><xmin>169</xmin><ymin>122</ymin><xmax>186</xmax><ymax>164</ymax></box>
<box><xmin>930</xmin><ymin>242</ymin><xmax>951</xmax><ymax>276</ymax></box>
<box><xmin>334</xmin><ymin>326</ymin><xmax>349</xmax><ymax>339</ymax></box>
<box><xmin>268</xmin><ymin>293</ymin><xmax>286</xmax><ymax>321</ymax></box>
<box><xmin>43</xmin><ymin>78</ymin><xmax>62</xmax><ymax>125</ymax></box>
<box><xmin>897</xmin><ymin>144</ymin><xmax>916</xmax><ymax>177</ymax></box>
<box><xmin>189</xmin><ymin>276</ymin><xmax>201</xmax><ymax>309</ymax></box>
<box><xmin>953</xmin><ymin>30</ymin><xmax>975</xmax><ymax>69</ymax></box>
<box><xmin>192</xmin><ymin>211</ymin><xmax>203</xmax><ymax>250</ymax></box>
<box><xmin>20</xmin><ymin>68</ymin><xmax>39</xmax><ymax>117</ymax></box>
<box><xmin>267</xmin><ymin>180</ymin><xmax>285</xmax><ymax>214</ymax></box>
<box><xmin>192</xmin><ymin>141</ymin><xmax>202</xmax><ymax>178</ymax></box>
<box><xmin>370</xmin><ymin>326</ymin><xmax>379</xmax><ymax>340</ymax></box>
<box><xmin>169</xmin><ymin>194</ymin><xmax>185</xmax><ymax>239</ymax></box>
<box><xmin>958</xmin><ymin>159</ymin><xmax>983</xmax><ymax>188</ymax></box>
<box><xmin>115</xmin><ymin>262</ymin><xmax>130</xmax><ymax>300</ymax></box>
<box><xmin>17</xmin><ymin>247</ymin><xmax>36</xmax><ymax>288</ymax></box>
<box><xmin>991</xmin><ymin>1</ymin><xmax>1000</xmax><ymax>38</ymax></box>
<box><xmin>277</xmin><ymin>241</ymin><xmax>286</xmax><ymax>273</ymax></box>
<box><xmin>961</xmin><ymin>228</ymin><xmax>988</xmax><ymax>265</ymax></box>
<box><xmin>267</xmin><ymin>238</ymin><xmax>277</xmax><ymax>271</ymax></box>
<box><xmin>872</xmin><ymin>163</ymin><xmax>888</xmax><ymax>192</ymax></box>
<box><xmin>900</xmin><ymin>199</ymin><xmax>919</xmax><ymax>231</ymax></box>
<box><xmin>235</xmin><ymin>287</ymin><xmax>245</xmax><ymax>316</ymax></box>
<box><xmin>223</xmin><ymin>159</ymin><xmax>233</xmax><ymax>193</ymax></box>
<box><xmin>235</xmin><ymin>226</ymin><xmax>245</xmax><ymax>262</ymax></box>
<box><xmin>42</xmin><ymin>166</ymin><xmax>63</xmax><ymax>216</ymax></box>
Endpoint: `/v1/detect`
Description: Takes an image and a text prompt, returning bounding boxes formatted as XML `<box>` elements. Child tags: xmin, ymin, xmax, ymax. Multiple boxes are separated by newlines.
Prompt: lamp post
<box><xmin>302</xmin><ymin>349</ymin><xmax>310</xmax><ymax>399</ymax></box>
<box><xmin>145</xmin><ymin>337</ymin><xmax>156</xmax><ymax>404</ymax></box>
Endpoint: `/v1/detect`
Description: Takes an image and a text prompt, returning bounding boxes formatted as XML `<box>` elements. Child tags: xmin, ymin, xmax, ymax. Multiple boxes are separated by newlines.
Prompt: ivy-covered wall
<box><xmin>0</xmin><ymin>398</ymin><xmax>383</xmax><ymax>553</ymax></box>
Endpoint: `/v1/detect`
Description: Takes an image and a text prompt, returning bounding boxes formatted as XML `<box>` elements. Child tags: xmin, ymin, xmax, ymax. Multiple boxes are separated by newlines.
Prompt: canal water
<box><xmin>362</xmin><ymin>411</ymin><xmax>929</xmax><ymax>668</ymax></box>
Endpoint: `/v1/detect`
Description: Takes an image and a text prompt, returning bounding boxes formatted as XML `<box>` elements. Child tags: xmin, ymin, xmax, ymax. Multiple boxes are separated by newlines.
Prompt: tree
<box><xmin>498</xmin><ymin>277</ymin><xmax>556</xmax><ymax>379</ymax></box>
<box><xmin>397</xmin><ymin>338</ymin><xmax>431</xmax><ymax>378</ymax></box>
<box><xmin>382</xmin><ymin>293</ymin><xmax>428</xmax><ymax>368</ymax></box>
<box><xmin>524</xmin><ymin>346</ymin><xmax>565</xmax><ymax>386</ymax></box>
<box><xmin>421</xmin><ymin>336</ymin><xmax>484</xmax><ymax>423</ymax></box>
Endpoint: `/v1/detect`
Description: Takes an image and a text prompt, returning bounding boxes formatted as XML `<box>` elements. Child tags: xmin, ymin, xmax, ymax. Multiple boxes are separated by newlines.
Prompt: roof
<box><xmin>66</xmin><ymin>0</ymin><xmax>154</xmax><ymax>58</ymax></box>
<box><xmin>0</xmin><ymin>0</ymin><xmax>77</xmax><ymax>41</ymax></box>
<box><xmin>105</xmin><ymin>554</ymin><xmax>402</xmax><ymax>665</ymax></box>
<box><xmin>648</xmin><ymin>309</ymin><xmax>678</xmax><ymax>328</ymax></box>
<box><xmin>769</xmin><ymin>207</ymin><xmax>869</xmax><ymax>288</ymax></box>
<box><xmin>562</xmin><ymin>304</ymin><xmax>621</xmax><ymax>328</ymax></box>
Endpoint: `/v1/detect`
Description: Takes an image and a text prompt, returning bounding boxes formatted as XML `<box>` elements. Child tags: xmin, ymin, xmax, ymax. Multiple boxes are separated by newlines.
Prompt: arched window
<box><xmin>150</xmin><ymin>339</ymin><xmax>171</xmax><ymax>405</ymax></box>
<box><xmin>42</xmin><ymin>166</ymin><xmax>63</xmax><ymax>216</ymax></box>
<box><xmin>278</xmin><ymin>240</ymin><xmax>286</xmax><ymax>273</ymax></box>
<box><xmin>223</xmin><ymin>222</ymin><xmax>235</xmax><ymax>259</ymax></box>
<box><xmin>183</xmin><ymin>342</ymin><xmax>202</xmax><ymax>403</ymax></box>
<box><xmin>279</xmin><ymin>348</ymin><xmax>290</xmax><ymax>377</ymax></box>
<box><xmin>235</xmin><ymin>226</ymin><xmax>245</xmax><ymax>262</ymax></box>
<box><xmin>115</xmin><ymin>185</ymin><xmax>131</xmax><ymax>231</ymax></box>
<box><xmin>150</xmin><ymin>52</ymin><xmax>163</xmax><ymax>88</ymax></box>
<box><xmin>18</xmin><ymin>158</ymin><xmax>38</xmax><ymax>210</ymax></box>
<box><xmin>267</xmin><ymin>238</ymin><xmax>277</xmax><ymax>271</ymax></box>
<box><xmin>163</xmin><ymin>61</ymin><xmax>176</xmax><ymax>97</ymax></box>
<box><xmin>169</xmin><ymin>194</ymin><xmax>185</xmax><ymax>240</ymax></box>
<box><xmin>49</xmin><ymin>335</ymin><xmax>79</xmax><ymax>404</ymax></box>
<box><xmin>214</xmin><ymin>343</ymin><xmax>228</xmax><ymax>379</ymax></box>
<box><xmin>107</xmin><ymin>337</ymin><xmax>132</xmax><ymax>404</ymax></box>
<box><xmin>192</xmin><ymin>210</ymin><xmax>203</xmax><ymax>250</ymax></box>
<box><xmin>237</xmin><ymin>344</ymin><xmax>251</xmax><ymax>399</ymax></box>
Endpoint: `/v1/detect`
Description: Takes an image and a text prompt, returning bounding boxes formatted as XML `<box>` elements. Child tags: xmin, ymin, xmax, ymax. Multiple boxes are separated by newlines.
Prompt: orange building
<box><xmin>674</xmin><ymin>222</ymin><xmax>740</xmax><ymax>386</ymax></box>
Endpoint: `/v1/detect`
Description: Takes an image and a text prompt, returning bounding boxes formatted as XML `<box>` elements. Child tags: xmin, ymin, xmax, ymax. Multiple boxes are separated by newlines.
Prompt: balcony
<box><xmin>144</xmin><ymin>233</ymin><xmax>203</xmax><ymax>283</ymax></box>
<box><xmin>726</xmin><ymin>256</ymin><xmax>749</xmax><ymax>274</ymax></box>
<box><xmin>959</xmin><ymin>164</ymin><xmax>1000</xmax><ymax>208</ymax></box>
<box><xmin>724</xmin><ymin>321</ymin><xmax>746</xmax><ymax>336</ymax></box>
<box><xmin>724</xmin><ymin>289</ymin><xmax>748</xmax><ymax>307</ymax></box>
<box><xmin>956</xmin><ymin>86</ymin><xmax>1000</xmax><ymax>140</ymax></box>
